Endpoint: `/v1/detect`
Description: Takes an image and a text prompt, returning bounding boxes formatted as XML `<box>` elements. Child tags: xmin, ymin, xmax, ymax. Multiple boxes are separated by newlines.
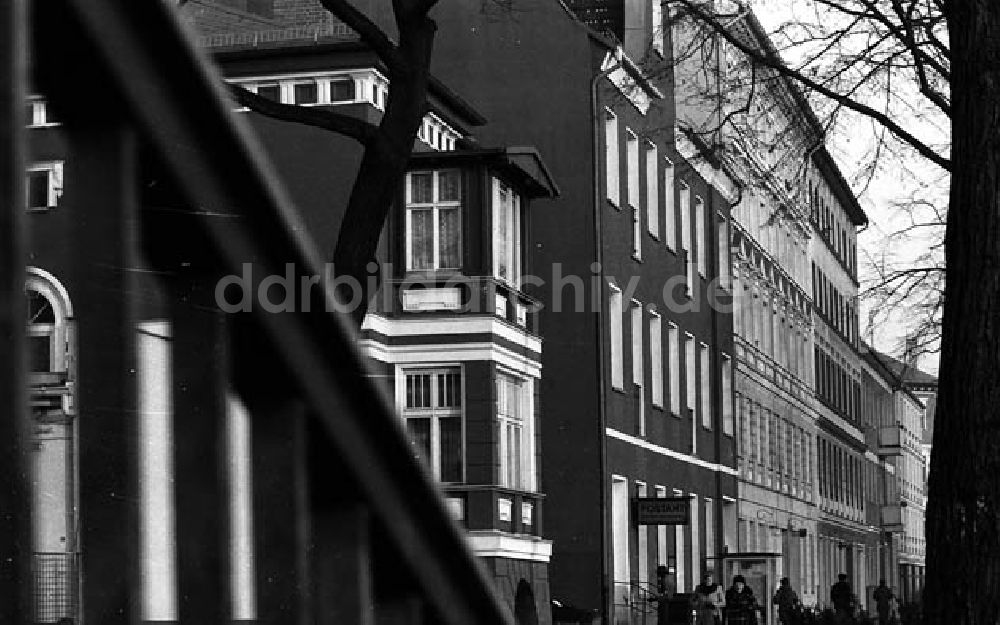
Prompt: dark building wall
<box><xmin>419</xmin><ymin>2</ymin><xmax>608</xmax><ymax>609</ymax></box>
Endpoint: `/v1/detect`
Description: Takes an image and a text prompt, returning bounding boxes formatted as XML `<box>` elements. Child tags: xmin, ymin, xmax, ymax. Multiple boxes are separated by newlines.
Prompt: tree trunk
<box><xmin>924</xmin><ymin>2</ymin><xmax>1000</xmax><ymax>623</ymax></box>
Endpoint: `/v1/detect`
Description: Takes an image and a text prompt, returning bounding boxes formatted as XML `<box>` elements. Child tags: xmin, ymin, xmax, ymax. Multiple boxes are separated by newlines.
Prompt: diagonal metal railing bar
<box><xmin>0</xmin><ymin>0</ymin><xmax>33</xmax><ymax>622</ymax></box>
<box><xmin>32</xmin><ymin>2</ymin><xmax>513</xmax><ymax>624</ymax></box>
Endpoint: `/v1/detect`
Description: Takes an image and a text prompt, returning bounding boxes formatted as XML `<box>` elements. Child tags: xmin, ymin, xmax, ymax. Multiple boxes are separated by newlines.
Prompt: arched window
<box><xmin>25</xmin><ymin>267</ymin><xmax>73</xmax><ymax>375</ymax></box>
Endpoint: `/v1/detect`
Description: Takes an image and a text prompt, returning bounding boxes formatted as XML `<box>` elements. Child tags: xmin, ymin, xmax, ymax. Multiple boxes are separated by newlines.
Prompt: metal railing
<box><xmin>2</xmin><ymin>2</ymin><xmax>515</xmax><ymax>624</ymax></box>
<box><xmin>611</xmin><ymin>581</ymin><xmax>658</xmax><ymax>625</ymax></box>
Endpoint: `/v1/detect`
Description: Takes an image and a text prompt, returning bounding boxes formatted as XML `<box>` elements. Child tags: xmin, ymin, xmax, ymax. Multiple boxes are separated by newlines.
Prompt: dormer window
<box><xmin>492</xmin><ymin>178</ymin><xmax>522</xmax><ymax>285</ymax></box>
<box><xmin>405</xmin><ymin>170</ymin><xmax>462</xmax><ymax>271</ymax></box>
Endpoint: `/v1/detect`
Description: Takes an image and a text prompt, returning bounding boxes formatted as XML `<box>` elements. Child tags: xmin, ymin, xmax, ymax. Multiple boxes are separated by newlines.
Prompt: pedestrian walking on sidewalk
<box><xmin>772</xmin><ymin>577</ymin><xmax>800</xmax><ymax>625</ymax></box>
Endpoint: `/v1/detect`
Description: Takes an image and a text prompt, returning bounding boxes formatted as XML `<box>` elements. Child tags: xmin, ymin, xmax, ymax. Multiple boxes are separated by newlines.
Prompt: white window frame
<box><xmin>631</xmin><ymin>300</ymin><xmax>643</xmax><ymax>387</ymax></box>
<box><xmin>722</xmin><ymin>353</ymin><xmax>734</xmax><ymax>436</ymax></box>
<box><xmin>405</xmin><ymin>170</ymin><xmax>463</xmax><ymax>271</ymax></box>
<box><xmin>612</xmin><ymin>476</ymin><xmax>631</xmax><ymax>588</ymax></box>
<box><xmin>636</xmin><ymin>481</ymin><xmax>649</xmax><ymax>585</ymax></box>
<box><xmin>497</xmin><ymin>369</ymin><xmax>536</xmax><ymax>491</ymax></box>
<box><xmin>650</xmin><ymin>311</ymin><xmax>663</xmax><ymax>408</ymax></box>
<box><xmin>690</xmin><ymin>492</ymin><xmax>701</xmax><ymax>583</ymax></box>
<box><xmin>695</xmin><ymin>195</ymin><xmax>706</xmax><ymax>278</ymax></box>
<box><xmin>605</xmin><ymin>108</ymin><xmax>620</xmax><ymax>208</ymax></box>
<box><xmin>680</xmin><ymin>181</ymin><xmax>692</xmax><ymax>290</ymax></box>
<box><xmin>704</xmin><ymin>498</ymin><xmax>715</xmax><ymax>565</ymax></box>
<box><xmin>668</xmin><ymin>322</ymin><xmax>681</xmax><ymax>415</ymax></box>
<box><xmin>700</xmin><ymin>342</ymin><xmax>711</xmax><ymax>429</ymax></box>
<box><xmin>685</xmin><ymin>333</ymin><xmax>696</xmax><ymax>412</ymax></box>
<box><xmin>655</xmin><ymin>485</ymin><xmax>668</xmax><ymax>571</ymax></box>
<box><xmin>645</xmin><ymin>141</ymin><xmax>659</xmax><ymax>239</ymax></box>
<box><xmin>652</xmin><ymin>0</ymin><xmax>664</xmax><ymax>56</ymax></box>
<box><xmin>610</xmin><ymin>283</ymin><xmax>624</xmax><ymax>391</ymax></box>
<box><xmin>674</xmin><ymin>488</ymin><xmax>687</xmax><ymax>592</ymax></box>
<box><xmin>492</xmin><ymin>177</ymin><xmax>523</xmax><ymax>286</ymax></box>
<box><xmin>627</xmin><ymin>129</ymin><xmax>641</xmax><ymax>260</ymax></box>
<box><xmin>664</xmin><ymin>157</ymin><xmax>676</xmax><ymax>250</ymax></box>
<box><xmin>398</xmin><ymin>365</ymin><xmax>465</xmax><ymax>483</ymax></box>
<box><xmin>26</xmin><ymin>161</ymin><xmax>64</xmax><ymax>210</ymax></box>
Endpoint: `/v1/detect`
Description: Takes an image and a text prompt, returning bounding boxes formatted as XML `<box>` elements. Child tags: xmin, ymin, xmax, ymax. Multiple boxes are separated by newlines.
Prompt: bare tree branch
<box><xmin>229</xmin><ymin>85</ymin><xmax>378</xmax><ymax>145</ymax></box>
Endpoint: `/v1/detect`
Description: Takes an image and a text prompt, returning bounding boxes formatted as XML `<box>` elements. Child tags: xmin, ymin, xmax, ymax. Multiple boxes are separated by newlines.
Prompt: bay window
<box><xmin>405</xmin><ymin>170</ymin><xmax>462</xmax><ymax>271</ymax></box>
<box><xmin>402</xmin><ymin>367</ymin><xmax>464</xmax><ymax>482</ymax></box>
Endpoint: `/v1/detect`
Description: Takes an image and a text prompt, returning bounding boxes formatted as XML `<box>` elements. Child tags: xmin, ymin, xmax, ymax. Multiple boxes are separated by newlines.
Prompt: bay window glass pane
<box><xmin>438</xmin><ymin>170</ymin><xmax>461</xmax><ymax>201</ymax></box>
<box><xmin>440</xmin><ymin>416</ymin><xmax>463</xmax><ymax>482</ymax></box>
<box><xmin>496</xmin><ymin>184</ymin><xmax>511</xmax><ymax>280</ymax></box>
<box><xmin>410</xmin><ymin>173</ymin><xmax>433</xmax><ymax>203</ymax></box>
<box><xmin>406</xmin><ymin>372</ymin><xmax>431</xmax><ymax>408</ymax></box>
<box><xmin>438</xmin><ymin>207</ymin><xmax>461</xmax><ymax>268</ymax></box>
<box><xmin>409</xmin><ymin>209</ymin><xmax>434</xmax><ymax>270</ymax></box>
<box><xmin>438</xmin><ymin>372</ymin><xmax>462</xmax><ymax>407</ymax></box>
<box><xmin>256</xmin><ymin>84</ymin><xmax>279</xmax><ymax>102</ymax></box>
<box><xmin>329</xmin><ymin>79</ymin><xmax>355</xmax><ymax>102</ymax></box>
<box><xmin>406</xmin><ymin>418</ymin><xmax>431</xmax><ymax>463</ymax></box>
<box><xmin>293</xmin><ymin>82</ymin><xmax>317</xmax><ymax>104</ymax></box>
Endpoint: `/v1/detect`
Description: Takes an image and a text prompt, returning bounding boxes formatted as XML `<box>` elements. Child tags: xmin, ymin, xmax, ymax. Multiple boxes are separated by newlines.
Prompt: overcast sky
<box><xmin>752</xmin><ymin>2</ymin><xmax>946</xmax><ymax>374</ymax></box>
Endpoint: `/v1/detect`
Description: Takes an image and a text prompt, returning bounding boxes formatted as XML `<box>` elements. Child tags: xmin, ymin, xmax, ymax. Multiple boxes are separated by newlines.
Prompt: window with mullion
<box><xmin>497</xmin><ymin>372</ymin><xmax>532</xmax><ymax>491</ymax></box>
<box><xmin>492</xmin><ymin>178</ymin><xmax>523</xmax><ymax>286</ymax></box>
<box><xmin>405</xmin><ymin>170</ymin><xmax>462</xmax><ymax>271</ymax></box>
<box><xmin>403</xmin><ymin>367</ymin><xmax>463</xmax><ymax>483</ymax></box>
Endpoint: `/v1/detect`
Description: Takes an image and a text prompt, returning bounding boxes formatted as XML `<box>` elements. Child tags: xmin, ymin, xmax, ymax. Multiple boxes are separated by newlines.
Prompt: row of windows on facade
<box><xmin>816</xmin><ymin>436</ymin><xmax>881</xmax><ymax>516</ymax></box>
<box><xmin>735</xmin><ymin>394</ymin><xmax>814</xmax><ymax>501</ymax></box>
<box><xmin>396</xmin><ymin>365</ymin><xmax>538</xmax><ymax>491</ymax></box>
<box><xmin>814</xmin><ymin>345</ymin><xmax>862</xmax><ymax>424</ymax></box>
<box><xmin>809</xmin><ymin>182</ymin><xmax>858</xmax><ymax>278</ymax></box>
<box><xmin>733</xmin><ymin>278</ymin><xmax>812</xmax><ymax>384</ymax></box>
<box><xmin>733</xmin><ymin>222</ymin><xmax>811</xmax><ymax>319</ymax></box>
<box><xmin>233</xmin><ymin>71</ymin><xmax>460</xmax><ymax>152</ymax></box>
<box><xmin>608</xmin><ymin>286</ymin><xmax>735</xmax><ymax>436</ymax></box>
<box><xmin>610</xmin><ymin>476</ymin><xmax>726</xmax><ymax>596</ymax></box>
<box><xmin>403</xmin><ymin>170</ymin><xmax>524</xmax><ymax>286</ymax></box>
<box><xmin>603</xmin><ymin>108</ymin><xmax>731</xmax><ymax>290</ymax></box>
<box><xmin>812</xmin><ymin>263</ymin><xmax>859</xmax><ymax>346</ymax></box>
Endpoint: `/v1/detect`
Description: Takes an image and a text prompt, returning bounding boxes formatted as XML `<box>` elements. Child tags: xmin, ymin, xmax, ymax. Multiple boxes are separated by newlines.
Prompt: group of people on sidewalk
<box><xmin>649</xmin><ymin>568</ymin><xmax>901</xmax><ymax>625</ymax></box>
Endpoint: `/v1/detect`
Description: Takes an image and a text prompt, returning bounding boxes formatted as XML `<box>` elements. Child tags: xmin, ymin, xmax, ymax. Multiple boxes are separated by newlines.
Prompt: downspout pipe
<box><xmin>590</xmin><ymin>46</ymin><xmax>624</xmax><ymax>625</ymax></box>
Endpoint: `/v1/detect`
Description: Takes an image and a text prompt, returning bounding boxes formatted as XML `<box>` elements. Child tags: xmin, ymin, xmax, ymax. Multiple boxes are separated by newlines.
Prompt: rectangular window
<box><xmin>612</xmin><ymin>477</ymin><xmax>630</xmax><ymax>587</ymax></box>
<box><xmin>631</xmin><ymin>301</ymin><xmax>643</xmax><ymax>387</ymax></box>
<box><xmin>674</xmin><ymin>488</ymin><xmax>686</xmax><ymax>592</ymax></box>
<box><xmin>717</xmin><ymin>213</ymin><xmax>730</xmax><ymax>290</ymax></box>
<box><xmin>685</xmin><ymin>333</ymin><xmax>696</xmax><ymax>412</ymax></box>
<box><xmin>680</xmin><ymin>182</ymin><xmax>692</xmax><ymax>290</ymax></box>
<box><xmin>668</xmin><ymin>323</ymin><xmax>681</xmax><ymax>415</ymax></box>
<box><xmin>497</xmin><ymin>372</ymin><xmax>533</xmax><ymax>490</ymax></box>
<box><xmin>646</xmin><ymin>141</ymin><xmax>659</xmax><ymax>238</ymax></box>
<box><xmin>329</xmin><ymin>78</ymin><xmax>355</xmax><ymax>102</ymax></box>
<box><xmin>255</xmin><ymin>83</ymin><xmax>280</xmax><ymax>101</ymax></box>
<box><xmin>610</xmin><ymin>285</ymin><xmax>624</xmax><ymax>390</ymax></box>
<box><xmin>605</xmin><ymin>109</ymin><xmax>620</xmax><ymax>207</ymax></box>
<box><xmin>652</xmin><ymin>0</ymin><xmax>664</xmax><ymax>55</ymax></box>
<box><xmin>690</xmin><ymin>493</ymin><xmax>701</xmax><ymax>584</ymax></box>
<box><xmin>26</xmin><ymin>162</ymin><xmax>63</xmax><ymax>210</ymax></box>
<box><xmin>650</xmin><ymin>313</ymin><xmax>663</xmax><ymax>408</ymax></box>
<box><xmin>492</xmin><ymin>178</ymin><xmax>523</xmax><ymax>285</ymax></box>
<box><xmin>636</xmin><ymin>482</ymin><xmax>649</xmax><ymax>584</ymax></box>
<box><xmin>664</xmin><ymin>158</ymin><xmax>676</xmax><ymax>250</ymax></box>
<box><xmin>700</xmin><ymin>342</ymin><xmax>711</xmax><ymax>429</ymax></box>
<box><xmin>695</xmin><ymin>196</ymin><xmax>706</xmax><ymax>278</ymax></box>
<box><xmin>626</xmin><ymin>129</ymin><xmax>640</xmax><ymax>209</ymax></box>
<box><xmin>293</xmin><ymin>81</ymin><xmax>317</xmax><ymax>104</ymax></box>
<box><xmin>402</xmin><ymin>367</ymin><xmax>463</xmax><ymax>482</ymax></box>
<box><xmin>406</xmin><ymin>170</ymin><xmax>462</xmax><ymax>271</ymax></box>
<box><xmin>704</xmin><ymin>498</ymin><xmax>715</xmax><ymax>564</ymax></box>
<box><xmin>656</xmin><ymin>485</ymin><xmax>668</xmax><ymax>569</ymax></box>
<box><xmin>722</xmin><ymin>353</ymin><xmax>734</xmax><ymax>436</ymax></box>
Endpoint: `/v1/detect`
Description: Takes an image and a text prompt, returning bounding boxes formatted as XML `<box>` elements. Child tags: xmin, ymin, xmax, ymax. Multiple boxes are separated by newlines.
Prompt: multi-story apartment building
<box><xmin>865</xmin><ymin>349</ymin><xmax>930</xmax><ymax>604</ymax></box>
<box><xmin>860</xmin><ymin>347</ymin><xmax>903</xmax><ymax>607</ymax></box>
<box><xmin>418</xmin><ymin>2</ymin><xmax>739</xmax><ymax>622</ymax></box>
<box><xmin>720</xmin><ymin>11</ymin><xmax>824</xmax><ymax>610</ymax></box>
